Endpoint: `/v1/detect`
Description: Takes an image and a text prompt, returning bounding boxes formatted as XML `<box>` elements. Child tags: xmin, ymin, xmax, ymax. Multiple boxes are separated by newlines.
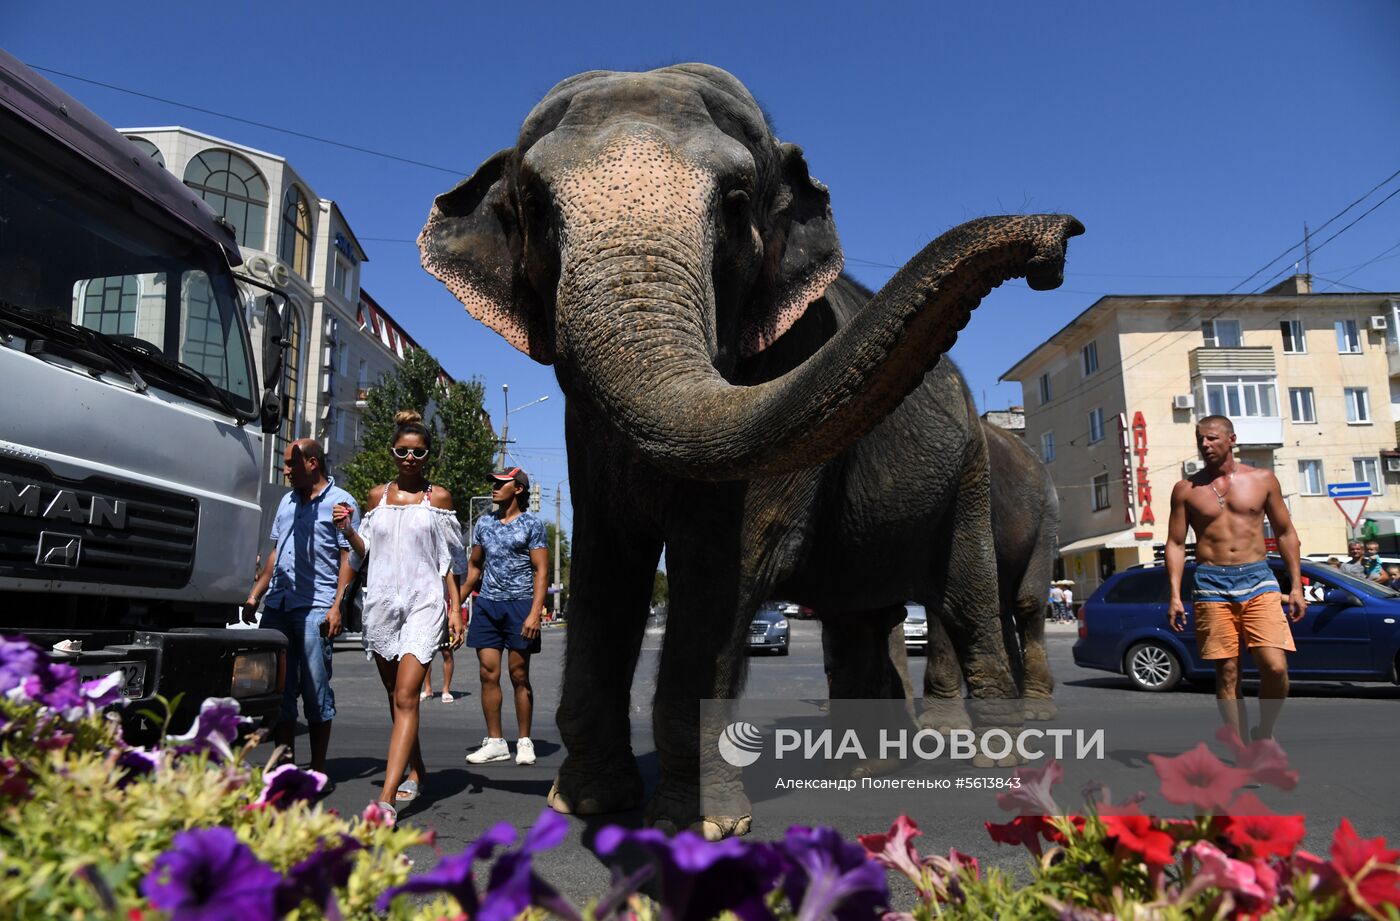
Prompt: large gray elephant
<box><xmin>921</xmin><ymin>420</ymin><xmax>1061</xmax><ymax>724</ymax></box>
<box><xmin>420</xmin><ymin>64</ymin><xmax>1082</xmax><ymax>837</ymax></box>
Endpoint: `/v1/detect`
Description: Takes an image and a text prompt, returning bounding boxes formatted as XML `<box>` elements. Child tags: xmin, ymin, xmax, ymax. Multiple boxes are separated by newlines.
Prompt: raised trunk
<box><xmin>558</xmin><ymin>214</ymin><xmax>1082</xmax><ymax>481</ymax></box>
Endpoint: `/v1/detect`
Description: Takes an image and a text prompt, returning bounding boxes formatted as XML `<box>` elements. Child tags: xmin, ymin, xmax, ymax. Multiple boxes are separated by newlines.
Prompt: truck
<box><xmin>0</xmin><ymin>48</ymin><xmax>288</xmax><ymax>739</ymax></box>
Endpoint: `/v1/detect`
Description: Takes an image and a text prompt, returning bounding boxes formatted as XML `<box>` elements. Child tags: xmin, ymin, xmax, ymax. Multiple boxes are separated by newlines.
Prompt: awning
<box><xmin>1057</xmin><ymin>529</ymin><xmax>1150</xmax><ymax>555</ymax></box>
<box><xmin>1363</xmin><ymin>512</ymin><xmax>1400</xmax><ymax>535</ymax></box>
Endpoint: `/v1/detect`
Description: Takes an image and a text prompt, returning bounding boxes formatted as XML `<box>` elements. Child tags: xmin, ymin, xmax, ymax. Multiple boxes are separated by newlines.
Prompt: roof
<box><xmin>357</xmin><ymin>288</ymin><xmax>454</xmax><ymax>384</ymax></box>
<box><xmin>0</xmin><ymin>51</ymin><xmax>242</xmax><ymax>266</ymax></box>
<box><xmin>1000</xmin><ymin>288</ymin><xmax>1400</xmax><ymax>383</ymax></box>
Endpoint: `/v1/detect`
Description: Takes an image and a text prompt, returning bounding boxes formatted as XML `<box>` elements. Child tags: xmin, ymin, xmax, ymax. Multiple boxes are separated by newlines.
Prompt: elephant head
<box><xmin>421</xmin><ymin>64</ymin><xmax>1081</xmax><ymax>480</ymax></box>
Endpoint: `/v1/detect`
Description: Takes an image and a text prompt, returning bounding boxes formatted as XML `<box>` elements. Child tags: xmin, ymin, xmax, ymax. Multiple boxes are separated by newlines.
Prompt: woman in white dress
<box><xmin>334</xmin><ymin>411</ymin><xmax>465</xmax><ymax>822</ymax></box>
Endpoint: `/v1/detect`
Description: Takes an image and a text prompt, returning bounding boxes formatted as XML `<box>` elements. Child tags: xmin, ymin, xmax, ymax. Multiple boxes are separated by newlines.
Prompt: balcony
<box><xmin>1231</xmin><ymin>416</ymin><xmax>1284</xmax><ymax>447</ymax></box>
<box><xmin>1388</xmin><ymin>341</ymin><xmax>1400</xmax><ymax>378</ymax></box>
<box><xmin>1188</xmin><ymin>346</ymin><xmax>1276</xmax><ymax>376</ymax></box>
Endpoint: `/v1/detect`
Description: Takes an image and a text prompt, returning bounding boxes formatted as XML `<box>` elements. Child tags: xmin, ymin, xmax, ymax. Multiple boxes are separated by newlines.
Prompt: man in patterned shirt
<box><xmin>463</xmin><ymin>466</ymin><xmax>549</xmax><ymax>765</ymax></box>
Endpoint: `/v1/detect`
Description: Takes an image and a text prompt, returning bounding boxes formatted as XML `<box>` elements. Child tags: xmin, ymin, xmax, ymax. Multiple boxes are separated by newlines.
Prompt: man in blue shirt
<box><xmin>242</xmin><ymin>438</ymin><xmax>359</xmax><ymax>773</ymax></box>
<box><xmin>464</xmin><ymin>466</ymin><xmax>549</xmax><ymax>765</ymax></box>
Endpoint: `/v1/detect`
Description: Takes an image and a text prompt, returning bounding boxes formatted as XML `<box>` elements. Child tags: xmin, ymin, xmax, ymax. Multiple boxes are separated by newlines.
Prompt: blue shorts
<box><xmin>467</xmin><ymin>596</ymin><xmax>541</xmax><ymax>653</ymax></box>
<box><xmin>1192</xmin><ymin>561</ymin><xmax>1279</xmax><ymax>604</ymax></box>
<box><xmin>260</xmin><ymin>605</ymin><xmax>336</xmax><ymax>723</ymax></box>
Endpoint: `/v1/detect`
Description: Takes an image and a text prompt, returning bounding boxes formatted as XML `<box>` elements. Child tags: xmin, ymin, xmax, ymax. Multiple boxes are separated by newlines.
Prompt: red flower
<box><xmin>1044</xmin><ymin>815</ymin><xmax>1086</xmax><ymax>844</ymax></box>
<box><xmin>1221</xmin><ymin>793</ymin><xmax>1305</xmax><ymax>859</ymax></box>
<box><xmin>985</xmin><ymin>816</ymin><xmax>1045</xmax><ymax>856</ymax></box>
<box><xmin>1101</xmin><ymin>813</ymin><xmax>1176</xmax><ymax>868</ymax></box>
<box><xmin>858</xmin><ymin>815</ymin><xmax>925</xmax><ymax>884</ymax></box>
<box><xmin>1149</xmin><ymin>742</ymin><xmax>1252</xmax><ymax>812</ymax></box>
<box><xmin>1329</xmin><ymin>818</ymin><xmax>1400</xmax><ymax>912</ymax></box>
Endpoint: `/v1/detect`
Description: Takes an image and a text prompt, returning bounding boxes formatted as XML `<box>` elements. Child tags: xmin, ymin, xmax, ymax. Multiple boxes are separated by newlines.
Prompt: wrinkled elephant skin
<box><xmin>420</xmin><ymin>64</ymin><xmax>1082</xmax><ymax>835</ymax></box>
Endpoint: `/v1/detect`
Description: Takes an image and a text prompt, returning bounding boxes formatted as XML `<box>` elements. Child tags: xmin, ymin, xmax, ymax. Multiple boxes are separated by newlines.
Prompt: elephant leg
<box><xmin>548</xmin><ymin>497</ymin><xmax>661</xmax><ymax>817</ymax></box>
<box><xmin>1020</xmin><ymin>592</ymin><xmax>1057</xmax><ymax>721</ymax></box>
<box><xmin>919</xmin><ymin>614</ymin><xmax>972</xmax><ymax>732</ymax></box>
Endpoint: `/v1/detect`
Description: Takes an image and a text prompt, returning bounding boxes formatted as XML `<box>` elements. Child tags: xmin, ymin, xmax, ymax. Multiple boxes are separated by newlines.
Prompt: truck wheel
<box><xmin>1125</xmin><ymin>642</ymin><xmax>1182</xmax><ymax>692</ymax></box>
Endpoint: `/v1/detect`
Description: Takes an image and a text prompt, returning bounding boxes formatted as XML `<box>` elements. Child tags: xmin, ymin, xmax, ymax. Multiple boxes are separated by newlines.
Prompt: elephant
<box><xmin>419</xmin><ymin>63</ymin><xmax>1082</xmax><ymax>837</ymax></box>
<box><xmin>919</xmin><ymin>419</ymin><xmax>1061</xmax><ymax>726</ymax></box>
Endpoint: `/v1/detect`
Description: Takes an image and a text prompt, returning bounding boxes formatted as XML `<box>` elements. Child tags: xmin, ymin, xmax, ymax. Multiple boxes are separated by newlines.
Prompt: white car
<box><xmin>901</xmin><ymin>603</ymin><xmax>929</xmax><ymax>654</ymax></box>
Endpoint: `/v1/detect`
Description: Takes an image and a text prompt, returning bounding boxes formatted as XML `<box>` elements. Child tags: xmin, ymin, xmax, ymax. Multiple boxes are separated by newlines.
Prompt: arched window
<box><xmin>273</xmin><ymin>305</ymin><xmax>304</xmax><ymax>479</ymax></box>
<box><xmin>278</xmin><ymin>186</ymin><xmax>313</xmax><ymax>279</ymax></box>
<box><xmin>81</xmin><ymin>276</ymin><xmax>138</xmax><ymax>336</ymax></box>
<box><xmin>125</xmin><ymin>136</ymin><xmax>166</xmax><ymax>168</ymax></box>
<box><xmin>183</xmin><ymin>150</ymin><xmax>268</xmax><ymax>250</ymax></box>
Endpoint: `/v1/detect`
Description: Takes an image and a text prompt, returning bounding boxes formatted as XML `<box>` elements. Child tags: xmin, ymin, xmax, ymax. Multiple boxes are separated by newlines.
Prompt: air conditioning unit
<box><xmin>1172</xmin><ymin>394</ymin><xmax>1196</xmax><ymax>410</ymax></box>
<box><xmin>1183</xmin><ymin>459</ymin><xmax>1205</xmax><ymax>476</ymax></box>
<box><xmin>1387</xmin><ymin>457</ymin><xmax>1400</xmax><ymax>474</ymax></box>
<box><xmin>1370</xmin><ymin>315</ymin><xmax>1388</xmax><ymax>331</ymax></box>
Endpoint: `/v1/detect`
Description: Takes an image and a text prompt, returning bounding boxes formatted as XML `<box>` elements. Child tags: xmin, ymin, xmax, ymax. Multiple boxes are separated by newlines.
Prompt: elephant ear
<box><xmin>740</xmin><ymin>142</ymin><xmax>844</xmax><ymax>357</ymax></box>
<box><xmin>419</xmin><ymin>148</ymin><xmax>554</xmax><ymax>363</ymax></box>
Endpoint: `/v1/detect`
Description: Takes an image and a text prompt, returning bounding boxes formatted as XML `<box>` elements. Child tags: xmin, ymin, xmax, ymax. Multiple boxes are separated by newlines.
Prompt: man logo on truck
<box><xmin>0</xmin><ymin>481</ymin><xmax>129</xmax><ymax>530</ymax></box>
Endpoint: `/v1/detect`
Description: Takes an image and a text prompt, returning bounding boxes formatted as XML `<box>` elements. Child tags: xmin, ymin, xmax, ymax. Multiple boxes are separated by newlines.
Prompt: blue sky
<box><xmin>8</xmin><ymin>1</ymin><xmax>1399</xmax><ymax>525</ymax></box>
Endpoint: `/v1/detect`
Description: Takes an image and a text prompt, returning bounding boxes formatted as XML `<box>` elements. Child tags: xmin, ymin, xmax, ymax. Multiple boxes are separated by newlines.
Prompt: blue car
<box><xmin>1073</xmin><ymin>559</ymin><xmax>1400</xmax><ymax>692</ymax></box>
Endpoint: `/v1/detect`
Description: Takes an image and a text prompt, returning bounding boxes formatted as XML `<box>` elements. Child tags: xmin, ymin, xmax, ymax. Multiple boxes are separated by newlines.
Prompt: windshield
<box><xmin>0</xmin><ymin>139</ymin><xmax>256</xmax><ymax>414</ymax></box>
<box><xmin>1300</xmin><ymin>562</ymin><xmax>1400</xmax><ymax>599</ymax></box>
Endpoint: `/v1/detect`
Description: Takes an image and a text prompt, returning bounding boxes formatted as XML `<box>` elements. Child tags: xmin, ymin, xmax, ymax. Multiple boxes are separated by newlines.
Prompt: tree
<box><xmin>652</xmin><ymin>570</ymin><xmax>668</xmax><ymax>610</ymax></box>
<box><xmin>341</xmin><ymin>348</ymin><xmax>496</xmax><ymax>526</ymax></box>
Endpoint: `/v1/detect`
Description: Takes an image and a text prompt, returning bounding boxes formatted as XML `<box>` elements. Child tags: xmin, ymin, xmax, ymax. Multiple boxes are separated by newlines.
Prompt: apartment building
<box><xmin>1002</xmin><ymin>276</ymin><xmax>1400</xmax><ymax>595</ymax></box>
<box><xmin>115</xmin><ymin>128</ymin><xmax>440</xmax><ymax>528</ymax></box>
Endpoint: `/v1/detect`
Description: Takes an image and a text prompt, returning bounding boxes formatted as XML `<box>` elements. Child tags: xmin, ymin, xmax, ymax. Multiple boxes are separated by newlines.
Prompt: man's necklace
<box><xmin>1210</xmin><ymin>473</ymin><xmax>1233</xmax><ymax>509</ymax></box>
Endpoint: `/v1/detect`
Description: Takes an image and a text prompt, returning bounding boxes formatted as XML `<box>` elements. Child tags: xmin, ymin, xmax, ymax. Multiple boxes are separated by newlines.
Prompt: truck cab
<box><xmin>0</xmin><ymin>49</ymin><xmax>288</xmax><ymax>738</ymax></box>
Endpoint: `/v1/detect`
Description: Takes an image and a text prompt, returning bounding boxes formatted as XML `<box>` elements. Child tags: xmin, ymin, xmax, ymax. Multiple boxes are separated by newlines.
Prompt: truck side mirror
<box><xmin>259</xmin><ymin>295</ymin><xmax>287</xmax><ymax>435</ymax></box>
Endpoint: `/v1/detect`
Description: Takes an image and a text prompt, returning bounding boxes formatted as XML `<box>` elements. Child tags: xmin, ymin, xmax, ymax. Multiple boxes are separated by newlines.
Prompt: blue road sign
<box><xmin>1328</xmin><ymin>482</ymin><xmax>1373</xmax><ymax>498</ymax></box>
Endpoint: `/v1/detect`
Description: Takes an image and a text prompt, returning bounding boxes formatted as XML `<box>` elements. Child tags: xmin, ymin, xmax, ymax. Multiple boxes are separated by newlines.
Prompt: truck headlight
<box><xmin>231</xmin><ymin>651</ymin><xmax>278</xmax><ymax>697</ymax></box>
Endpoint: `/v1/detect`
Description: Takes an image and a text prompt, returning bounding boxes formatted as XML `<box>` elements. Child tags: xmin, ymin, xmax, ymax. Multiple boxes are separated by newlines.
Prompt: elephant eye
<box><xmin>723</xmin><ymin>188</ymin><xmax>752</xmax><ymax>221</ymax></box>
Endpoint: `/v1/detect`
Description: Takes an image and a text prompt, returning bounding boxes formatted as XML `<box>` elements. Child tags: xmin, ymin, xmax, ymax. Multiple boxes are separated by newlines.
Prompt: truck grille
<box><xmin>0</xmin><ymin>457</ymin><xmax>198</xmax><ymax>588</ymax></box>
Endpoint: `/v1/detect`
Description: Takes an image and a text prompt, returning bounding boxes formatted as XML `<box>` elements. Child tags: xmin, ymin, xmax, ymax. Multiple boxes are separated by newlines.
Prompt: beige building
<box><xmin>1002</xmin><ymin>276</ymin><xmax>1400</xmax><ymax>595</ymax></box>
<box><xmin>114</xmin><ymin>127</ymin><xmax>446</xmax><ymax>528</ymax></box>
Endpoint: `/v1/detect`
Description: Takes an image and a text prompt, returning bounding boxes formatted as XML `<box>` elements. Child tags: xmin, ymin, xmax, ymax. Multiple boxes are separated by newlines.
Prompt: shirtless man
<box><xmin>1166</xmin><ymin>415</ymin><xmax>1305</xmax><ymax>740</ymax></box>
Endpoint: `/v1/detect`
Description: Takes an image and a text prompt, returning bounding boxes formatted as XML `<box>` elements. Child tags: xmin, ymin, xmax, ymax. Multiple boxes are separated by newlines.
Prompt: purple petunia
<box><xmin>1</xmin><ymin>636</ymin><xmax>128</xmax><ymax>720</ymax></box>
<box><xmin>140</xmin><ymin>827</ymin><xmax>282</xmax><ymax>921</ymax></box>
<box><xmin>115</xmin><ymin>747</ymin><xmax>160</xmax><ymax>788</ymax></box>
<box><xmin>479</xmin><ymin>809</ymin><xmax>582</xmax><ymax>921</ymax></box>
<box><xmin>275</xmin><ymin>835</ymin><xmax>363</xmax><ymax>919</ymax></box>
<box><xmin>595</xmin><ymin>825</ymin><xmax>781</xmax><ymax>921</ymax></box>
<box><xmin>255</xmin><ymin>763</ymin><xmax>327</xmax><ymax>809</ymax></box>
<box><xmin>376</xmin><ymin>821</ymin><xmax>517</xmax><ymax>914</ymax></box>
<box><xmin>20</xmin><ymin>659</ymin><xmax>85</xmax><ymax>716</ymax></box>
<box><xmin>775</xmin><ymin>826</ymin><xmax>890</xmax><ymax>921</ymax></box>
<box><xmin>167</xmin><ymin>698</ymin><xmax>252</xmax><ymax>763</ymax></box>
<box><xmin>0</xmin><ymin>635</ymin><xmax>42</xmax><ymax>695</ymax></box>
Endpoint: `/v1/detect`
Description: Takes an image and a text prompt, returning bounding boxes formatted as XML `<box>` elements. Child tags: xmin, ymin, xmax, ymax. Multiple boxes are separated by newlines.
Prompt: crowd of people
<box><xmin>240</xmin><ymin>411</ymin><xmax>549</xmax><ymax>825</ymax></box>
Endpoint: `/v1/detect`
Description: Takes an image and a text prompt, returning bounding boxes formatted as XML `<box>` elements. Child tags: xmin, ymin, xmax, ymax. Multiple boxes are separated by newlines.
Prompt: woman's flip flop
<box><xmin>395</xmin><ymin>779</ymin><xmax>420</xmax><ymax>802</ymax></box>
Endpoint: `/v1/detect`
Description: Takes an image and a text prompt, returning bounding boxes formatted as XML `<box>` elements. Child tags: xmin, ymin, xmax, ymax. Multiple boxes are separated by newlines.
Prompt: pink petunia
<box><xmin>1149</xmin><ymin>742</ymin><xmax>1252</xmax><ymax>812</ymax></box>
<box><xmin>1183</xmin><ymin>841</ymin><xmax>1268</xmax><ymax>901</ymax></box>
<box><xmin>857</xmin><ymin>815</ymin><xmax>925</xmax><ymax>885</ymax></box>
<box><xmin>1215</xmin><ymin>725</ymin><xmax>1299</xmax><ymax>791</ymax></box>
<box><xmin>996</xmin><ymin>759</ymin><xmax>1063</xmax><ymax>816</ymax></box>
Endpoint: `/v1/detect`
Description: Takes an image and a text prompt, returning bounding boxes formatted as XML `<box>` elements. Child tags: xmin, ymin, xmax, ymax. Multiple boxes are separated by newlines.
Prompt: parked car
<box><xmin>1073</xmin><ymin>560</ymin><xmax>1400</xmax><ymax>692</ymax></box>
<box><xmin>772</xmin><ymin>600</ymin><xmax>817</xmax><ymax>620</ymax></box>
<box><xmin>747</xmin><ymin>604</ymin><xmax>791</xmax><ymax>655</ymax></box>
<box><xmin>902</xmin><ymin>603</ymin><xmax>929</xmax><ymax>654</ymax></box>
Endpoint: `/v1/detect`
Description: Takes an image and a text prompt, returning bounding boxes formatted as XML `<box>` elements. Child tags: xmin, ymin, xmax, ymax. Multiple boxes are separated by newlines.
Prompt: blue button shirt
<box><xmin>472</xmin><ymin>511</ymin><xmax>547</xmax><ymax>601</ymax></box>
<box><xmin>265</xmin><ymin>477</ymin><xmax>359</xmax><ymax>611</ymax></box>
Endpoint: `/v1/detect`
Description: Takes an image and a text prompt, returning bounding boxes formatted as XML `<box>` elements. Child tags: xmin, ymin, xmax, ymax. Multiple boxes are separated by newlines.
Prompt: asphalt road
<box><xmin>258</xmin><ymin>618</ymin><xmax>1400</xmax><ymax>906</ymax></box>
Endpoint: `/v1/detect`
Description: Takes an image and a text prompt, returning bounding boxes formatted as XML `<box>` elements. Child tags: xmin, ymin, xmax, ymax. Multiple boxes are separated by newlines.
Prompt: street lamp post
<box><xmin>497</xmin><ymin>383</ymin><xmax>549</xmax><ymax>467</ymax></box>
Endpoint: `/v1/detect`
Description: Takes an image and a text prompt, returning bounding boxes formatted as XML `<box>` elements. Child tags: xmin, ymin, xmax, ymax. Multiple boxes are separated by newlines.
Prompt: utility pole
<box><xmin>553</xmin><ymin>482</ymin><xmax>563</xmax><ymax>619</ymax></box>
<box><xmin>498</xmin><ymin>384</ymin><xmax>509</xmax><ymax>467</ymax></box>
<box><xmin>1303</xmin><ymin>222</ymin><xmax>1313</xmax><ymax>279</ymax></box>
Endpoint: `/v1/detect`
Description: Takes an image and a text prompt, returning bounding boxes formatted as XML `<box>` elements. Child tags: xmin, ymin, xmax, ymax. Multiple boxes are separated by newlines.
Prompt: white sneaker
<box><xmin>515</xmin><ymin>737</ymin><xmax>536</xmax><ymax>765</ymax></box>
<box><xmin>466</xmin><ymin>737</ymin><xmax>510</xmax><ymax>764</ymax></box>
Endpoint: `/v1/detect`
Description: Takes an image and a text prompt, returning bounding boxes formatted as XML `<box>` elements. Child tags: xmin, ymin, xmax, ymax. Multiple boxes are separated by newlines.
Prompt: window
<box><xmin>125</xmin><ymin>136</ymin><xmax>166</xmax><ymax>169</ymax></box>
<box><xmin>1081</xmin><ymin>341</ymin><xmax>1099</xmax><ymax>376</ymax></box>
<box><xmin>1344</xmin><ymin>387</ymin><xmax>1370</xmax><ymax>423</ymax></box>
<box><xmin>181</xmin><ymin>272</ymin><xmax>230</xmax><ymax>387</ymax></box>
<box><xmin>80</xmin><ymin>276</ymin><xmax>138</xmax><ymax>336</ymax></box>
<box><xmin>278</xmin><ymin>186</ymin><xmax>313</xmax><ymax>279</ymax></box>
<box><xmin>1202</xmin><ymin>319</ymin><xmax>1242</xmax><ymax>348</ymax></box>
<box><xmin>1298</xmin><ymin>459</ymin><xmax>1324</xmax><ymax>496</ymax></box>
<box><xmin>1038</xmin><ymin>373</ymin><xmax>1051</xmax><ymax>405</ymax></box>
<box><xmin>1104</xmin><ymin>570</ymin><xmax>1170</xmax><ymax>604</ymax></box>
<box><xmin>1092</xmin><ymin>473</ymin><xmax>1111</xmax><ymax>511</ymax></box>
<box><xmin>273</xmin><ymin>306</ymin><xmax>303</xmax><ymax>479</ymax></box>
<box><xmin>1041</xmin><ymin>431</ymin><xmax>1055</xmax><ymax>464</ymax></box>
<box><xmin>1335</xmin><ymin>319</ymin><xmax>1362</xmax><ymax>354</ymax></box>
<box><xmin>1354</xmin><ymin>458</ymin><xmax>1382</xmax><ymax>495</ymax></box>
<box><xmin>1280</xmin><ymin>320</ymin><xmax>1306</xmax><ymax>353</ymax></box>
<box><xmin>337</xmin><ymin>342</ymin><xmax>349</xmax><ymax>376</ymax></box>
<box><xmin>335</xmin><ymin>410</ymin><xmax>346</xmax><ymax>444</ymax></box>
<box><xmin>1288</xmin><ymin>387</ymin><xmax>1315</xmax><ymax>423</ymax></box>
<box><xmin>183</xmin><ymin>150</ymin><xmax>268</xmax><ymax>249</ymax></box>
<box><xmin>1204</xmin><ymin>378</ymin><xmax>1277</xmax><ymax>418</ymax></box>
<box><xmin>332</xmin><ymin>255</ymin><xmax>353</xmax><ymax>299</ymax></box>
<box><xmin>357</xmin><ymin>359</ymin><xmax>369</xmax><ymax>390</ymax></box>
<box><xmin>1088</xmin><ymin>407</ymin><xmax>1105</xmax><ymax>444</ymax></box>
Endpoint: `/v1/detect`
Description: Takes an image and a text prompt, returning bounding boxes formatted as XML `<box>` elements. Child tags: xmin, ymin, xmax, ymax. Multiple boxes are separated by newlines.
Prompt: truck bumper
<box><xmin>27</xmin><ymin>626</ymin><xmax>286</xmax><ymax>743</ymax></box>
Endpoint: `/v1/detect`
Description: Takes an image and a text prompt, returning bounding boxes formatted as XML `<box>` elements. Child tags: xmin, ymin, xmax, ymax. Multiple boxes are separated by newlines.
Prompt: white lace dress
<box><xmin>352</xmin><ymin>486</ymin><xmax>467</xmax><ymax>665</ymax></box>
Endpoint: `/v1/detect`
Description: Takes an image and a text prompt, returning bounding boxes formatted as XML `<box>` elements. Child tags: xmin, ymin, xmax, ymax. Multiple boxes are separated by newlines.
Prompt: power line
<box><xmin>31</xmin><ymin>64</ymin><xmax>465</xmax><ymax>176</ymax></box>
<box><xmin>1247</xmin><ymin>184</ymin><xmax>1400</xmax><ymax>294</ymax></box>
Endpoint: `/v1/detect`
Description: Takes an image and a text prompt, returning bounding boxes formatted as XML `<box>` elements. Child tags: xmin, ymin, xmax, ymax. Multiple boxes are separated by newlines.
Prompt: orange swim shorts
<box><xmin>1193</xmin><ymin>593</ymin><xmax>1296</xmax><ymax>660</ymax></box>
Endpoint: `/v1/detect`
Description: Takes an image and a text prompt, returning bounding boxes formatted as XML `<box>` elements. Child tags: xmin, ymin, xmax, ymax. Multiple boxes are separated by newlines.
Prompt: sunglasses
<box><xmin>391</xmin><ymin>446</ymin><xmax>429</xmax><ymax>460</ymax></box>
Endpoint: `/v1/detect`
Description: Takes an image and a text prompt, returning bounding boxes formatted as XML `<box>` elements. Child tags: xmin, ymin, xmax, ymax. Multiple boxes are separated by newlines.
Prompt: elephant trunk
<box><xmin>557</xmin><ymin>207</ymin><xmax>1082</xmax><ymax>482</ymax></box>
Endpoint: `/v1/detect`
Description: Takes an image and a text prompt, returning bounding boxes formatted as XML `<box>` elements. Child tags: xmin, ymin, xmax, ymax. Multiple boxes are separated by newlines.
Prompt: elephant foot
<box><xmin>547</xmin><ymin>757</ymin><xmax>643</xmax><ymax>816</ymax></box>
<box><xmin>644</xmin><ymin>779</ymin><xmax>753</xmax><ymax>840</ymax></box>
<box><xmin>918</xmin><ymin>699</ymin><xmax>972</xmax><ymax>733</ymax></box>
<box><xmin>1024</xmin><ymin>697</ymin><xmax>1058</xmax><ymax>722</ymax></box>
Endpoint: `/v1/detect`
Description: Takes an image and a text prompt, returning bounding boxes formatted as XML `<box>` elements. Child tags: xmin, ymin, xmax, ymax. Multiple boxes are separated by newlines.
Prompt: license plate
<box><xmin>748</xmin><ymin>636</ymin><xmax>765</xmax><ymax>645</ymax></box>
<box><xmin>77</xmin><ymin>661</ymin><xmax>147</xmax><ymax>700</ymax></box>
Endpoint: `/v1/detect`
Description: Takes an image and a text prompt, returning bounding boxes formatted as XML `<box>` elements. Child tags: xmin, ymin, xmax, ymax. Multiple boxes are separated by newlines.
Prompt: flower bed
<box><xmin>2</xmin><ymin>635</ymin><xmax>1397</xmax><ymax>919</ymax></box>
